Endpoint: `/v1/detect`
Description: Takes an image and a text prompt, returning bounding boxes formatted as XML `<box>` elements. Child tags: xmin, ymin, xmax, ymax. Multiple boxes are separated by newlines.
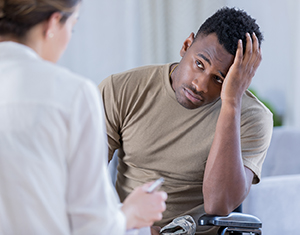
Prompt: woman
<box><xmin>0</xmin><ymin>0</ymin><xmax>167</xmax><ymax>234</ymax></box>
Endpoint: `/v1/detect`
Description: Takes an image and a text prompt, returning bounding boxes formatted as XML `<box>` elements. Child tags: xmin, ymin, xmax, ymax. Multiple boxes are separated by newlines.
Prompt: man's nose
<box><xmin>192</xmin><ymin>75</ymin><xmax>209</xmax><ymax>93</ymax></box>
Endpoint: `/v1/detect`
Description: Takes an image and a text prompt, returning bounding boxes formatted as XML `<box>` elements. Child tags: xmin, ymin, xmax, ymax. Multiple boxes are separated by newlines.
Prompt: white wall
<box><xmin>59</xmin><ymin>0</ymin><xmax>142</xmax><ymax>82</ymax></box>
<box><xmin>226</xmin><ymin>0</ymin><xmax>297</xmax><ymax>126</ymax></box>
<box><xmin>59</xmin><ymin>0</ymin><xmax>300</xmax><ymax>127</ymax></box>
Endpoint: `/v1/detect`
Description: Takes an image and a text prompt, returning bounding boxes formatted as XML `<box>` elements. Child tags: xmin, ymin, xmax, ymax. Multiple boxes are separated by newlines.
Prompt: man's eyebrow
<box><xmin>198</xmin><ymin>53</ymin><xmax>211</xmax><ymax>65</ymax></box>
<box><xmin>198</xmin><ymin>53</ymin><xmax>226</xmax><ymax>79</ymax></box>
<box><xmin>218</xmin><ymin>71</ymin><xmax>225</xmax><ymax>79</ymax></box>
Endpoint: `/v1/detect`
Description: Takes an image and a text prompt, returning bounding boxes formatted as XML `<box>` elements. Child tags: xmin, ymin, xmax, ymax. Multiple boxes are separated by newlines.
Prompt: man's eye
<box><xmin>215</xmin><ymin>76</ymin><xmax>223</xmax><ymax>84</ymax></box>
<box><xmin>196</xmin><ymin>60</ymin><xmax>204</xmax><ymax>69</ymax></box>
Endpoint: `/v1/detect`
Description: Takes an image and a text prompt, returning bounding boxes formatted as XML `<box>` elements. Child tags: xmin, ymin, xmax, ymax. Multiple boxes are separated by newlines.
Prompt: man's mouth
<box><xmin>183</xmin><ymin>87</ymin><xmax>204</xmax><ymax>104</ymax></box>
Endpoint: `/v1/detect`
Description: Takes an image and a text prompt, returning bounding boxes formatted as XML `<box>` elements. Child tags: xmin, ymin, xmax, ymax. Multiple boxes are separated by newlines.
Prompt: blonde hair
<box><xmin>0</xmin><ymin>0</ymin><xmax>80</xmax><ymax>37</ymax></box>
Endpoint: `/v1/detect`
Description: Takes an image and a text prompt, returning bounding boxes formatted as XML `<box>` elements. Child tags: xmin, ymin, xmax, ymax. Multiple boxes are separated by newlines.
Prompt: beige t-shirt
<box><xmin>99</xmin><ymin>64</ymin><xmax>273</xmax><ymax>234</ymax></box>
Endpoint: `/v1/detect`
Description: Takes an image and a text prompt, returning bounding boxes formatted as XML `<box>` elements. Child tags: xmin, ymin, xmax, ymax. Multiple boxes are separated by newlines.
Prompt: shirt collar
<box><xmin>0</xmin><ymin>41</ymin><xmax>40</xmax><ymax>60</ymax></box>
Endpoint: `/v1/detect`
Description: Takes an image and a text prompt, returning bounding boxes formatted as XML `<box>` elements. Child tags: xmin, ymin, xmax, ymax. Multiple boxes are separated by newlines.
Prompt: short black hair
<box><xmin>196</xmin><ymin>7</ymin><xmax>263</xmax><ymax>55</ymax></box>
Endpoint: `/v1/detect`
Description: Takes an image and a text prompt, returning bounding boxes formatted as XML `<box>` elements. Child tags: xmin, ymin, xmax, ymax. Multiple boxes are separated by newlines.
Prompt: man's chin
<box><xmin>176</xmin><ymin>97</ymin><xmax>201</xmax><ymax>110</ymax></box>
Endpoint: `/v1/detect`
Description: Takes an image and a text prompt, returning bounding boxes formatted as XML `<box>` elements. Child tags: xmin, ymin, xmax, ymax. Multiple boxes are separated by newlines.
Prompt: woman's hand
<box><xmin>121</xmin><ymin>182</ymin><xmax>167</xmax><ymax>230</ymax></box>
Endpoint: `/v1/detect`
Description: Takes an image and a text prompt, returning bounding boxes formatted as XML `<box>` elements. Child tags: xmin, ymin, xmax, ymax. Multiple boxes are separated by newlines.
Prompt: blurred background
<box><xmin>58</xmin><ymin>1</ymin><xmax>300</xmax><ymax>233</ymax></box>
<box><xmin>59</xmin><ymin>0</ymin><xmax>300</xmax><ymax>128</ymax></box>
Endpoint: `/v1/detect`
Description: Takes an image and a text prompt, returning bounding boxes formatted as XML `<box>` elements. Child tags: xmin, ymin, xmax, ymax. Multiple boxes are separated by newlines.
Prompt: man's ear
<box><xmin>43</xmin><ymin>12</ymin><xmax>63</xmax><ymax>39</ymax></box>
<box><xmin>180</xmin><ymin>32</ymin><xmax>195</xmax><ymax>57</ymax></box>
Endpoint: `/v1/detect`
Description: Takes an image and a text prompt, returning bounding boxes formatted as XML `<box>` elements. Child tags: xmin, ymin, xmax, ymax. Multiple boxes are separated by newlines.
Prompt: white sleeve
<box><xmin>126</xmin><ymin>227</ymin><xmax>151</xmax><ymax>235</ymax></box>
<box><xmin>66</xmin><ymin>80</ymin><xmax>126</xmax><ymax>235</ymax></box>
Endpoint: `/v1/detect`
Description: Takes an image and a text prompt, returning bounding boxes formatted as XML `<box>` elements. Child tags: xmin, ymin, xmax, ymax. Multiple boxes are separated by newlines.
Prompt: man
<box><xmin>99</xmin><ymin>7</ymin><xmax>273</xmax><ymax>235</ymax></box>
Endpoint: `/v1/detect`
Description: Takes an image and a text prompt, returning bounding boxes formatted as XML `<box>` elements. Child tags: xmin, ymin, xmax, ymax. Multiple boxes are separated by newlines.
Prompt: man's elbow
<box><xmin>204</xmin><ymin>201</ymin><xmax>232</xmax><ymax>216</ymax></box>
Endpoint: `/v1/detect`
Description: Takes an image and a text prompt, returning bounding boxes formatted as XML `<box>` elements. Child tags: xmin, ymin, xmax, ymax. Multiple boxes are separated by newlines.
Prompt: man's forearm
<box><xmin>203</xmin><ymin>101</ymin><xmax>251</xmax><ymax>215</ymax></box>
<box><xmin>203</xmin><ymin>33</ymin><xmax>260</xmax><ymax>215</ymax></box>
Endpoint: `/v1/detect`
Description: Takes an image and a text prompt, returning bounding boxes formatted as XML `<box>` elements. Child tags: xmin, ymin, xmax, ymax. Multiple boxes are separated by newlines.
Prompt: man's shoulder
<box><xmin>241</xmin><ymin>90</ymin><xmax>273</xmax><ymax>121</ymax></box>
<box><xmin>116</xmin><ymin>64</ymin><xmax>166</xmax><ymax>75</ymax></box>
<box><xmin>99</xmin><ymin>64</ymin><xmax>168</xmax><ymax>90</ymax></box>
<box><xmin>111</xmin><ymin>64</ymin><xmax>167</xmax><ymax>83</ymax></box>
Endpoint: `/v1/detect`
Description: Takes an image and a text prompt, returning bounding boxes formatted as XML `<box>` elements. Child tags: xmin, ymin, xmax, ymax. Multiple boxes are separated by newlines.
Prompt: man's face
<box><xmin>171</xmin><ymin>33</ymin><xmax>234</xmax><ymax>109</ymax></box>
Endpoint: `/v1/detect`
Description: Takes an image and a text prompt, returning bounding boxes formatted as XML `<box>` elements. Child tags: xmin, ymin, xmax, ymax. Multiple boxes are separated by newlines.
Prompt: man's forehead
<box><xmin>192</xmin><ymin>34</ymin><xmax>235</xmax><ymax>75</ymax></box>
<box><xmin>193</xmin><ymin>34</ymin><xmax>232</xmax><ymax>60</ymax></box>
<box><xmin>194</xmin><ymin>33</ymin><xmax>226</xmax><ymax>52</ymax></box>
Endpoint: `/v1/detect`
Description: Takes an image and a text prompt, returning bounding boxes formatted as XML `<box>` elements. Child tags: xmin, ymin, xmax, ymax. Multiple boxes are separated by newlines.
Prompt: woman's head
<box><xmin>0</xmin><ymin>0</ymin><xmax>80</xmax><ymax>38</ymax></box>
<box><xmin>0</xmin><ymin>0</ymin><xmax>81</xmax><ymax>62</ymax></box>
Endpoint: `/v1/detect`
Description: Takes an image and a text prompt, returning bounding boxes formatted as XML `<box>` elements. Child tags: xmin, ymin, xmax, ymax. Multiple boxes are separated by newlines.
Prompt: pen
<box><xmin>146</xmin><ymin>177</ymin><xmax>164</xmax><ymax>193</ymax></box>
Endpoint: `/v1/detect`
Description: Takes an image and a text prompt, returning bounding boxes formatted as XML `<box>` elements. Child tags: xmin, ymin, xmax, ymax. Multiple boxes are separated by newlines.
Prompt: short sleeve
<box><xmin>240</xmin><ymin>92</ymin><xmax>274</xmax><ymax>184</ymax></box>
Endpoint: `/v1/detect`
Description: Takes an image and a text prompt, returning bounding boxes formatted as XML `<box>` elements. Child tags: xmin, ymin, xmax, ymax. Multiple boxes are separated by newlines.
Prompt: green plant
<box><xmin>248</xmin><ymin>89</ymin><xmax>282</xmax><ymax>127</ymax></box>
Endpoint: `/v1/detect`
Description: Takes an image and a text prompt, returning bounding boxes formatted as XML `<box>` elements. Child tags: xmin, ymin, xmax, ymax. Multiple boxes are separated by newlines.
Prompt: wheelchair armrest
<box><xmin>198</xmin><ymin>212</ymin><xmax>262</xmax><ymax>229</ymax></box>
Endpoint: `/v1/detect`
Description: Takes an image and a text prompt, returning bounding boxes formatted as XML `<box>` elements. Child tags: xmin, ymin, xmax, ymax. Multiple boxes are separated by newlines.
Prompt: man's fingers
<box><xmin>251</xmin><ymin>33</ymin><xmax>262</xmax><ymax>69</ymax></box>
<box><xmin>249</xmin><ymin>33</ymin><xmax>261</xmax><ymax>63</ymax></box>
<box><xmin>243</xmin><ymin>32</ymin><xmax>253</xmax><ymax>65</ymax></box>
<box><xmin>240</xmin><ymin>32</ymin><xmax>262</xmax><ymax>78</ymax></box>
<box><xmin>248</xmin><ymin>33</ymin><xmax>262</xmax><ymax>76</ymax></box>
<box><xmin>233</xmin><ymin>39</ymin><xmax>243</xmax><ymax>65</ymax></box>
<box><xmin>251</xmin><ymin>47</ymin><xmax>262</xmax><ymax>77</ymax></box>
<box><xmin>252</xmin><ymin>32</ymin><xmax>259</xmax><ymax>54</ymax></box>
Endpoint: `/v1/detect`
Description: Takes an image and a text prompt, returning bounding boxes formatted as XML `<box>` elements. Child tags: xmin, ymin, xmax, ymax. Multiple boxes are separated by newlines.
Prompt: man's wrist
<box><xmin>221</xmin><ymin>98</ymin><xmax>242</xmax><ymax>114</ymax></box>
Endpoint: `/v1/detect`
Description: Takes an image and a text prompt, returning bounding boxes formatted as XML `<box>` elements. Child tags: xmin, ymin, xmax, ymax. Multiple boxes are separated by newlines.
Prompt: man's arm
<box><xmin>203</xmin><ymin>32</ymin><xmax>262</xmax><ymax>215</ymax></box>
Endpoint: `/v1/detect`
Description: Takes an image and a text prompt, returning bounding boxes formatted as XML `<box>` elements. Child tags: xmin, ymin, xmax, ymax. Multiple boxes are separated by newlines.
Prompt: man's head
<box><xmin>170</xmin><ymin>7</ymin><xmax>263</xmax><ymax>109</ymax></box>
<box><xmin>196</xmin><ymin>7</ymin><xmax>263</xmax><ymax>56</ymax></box>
